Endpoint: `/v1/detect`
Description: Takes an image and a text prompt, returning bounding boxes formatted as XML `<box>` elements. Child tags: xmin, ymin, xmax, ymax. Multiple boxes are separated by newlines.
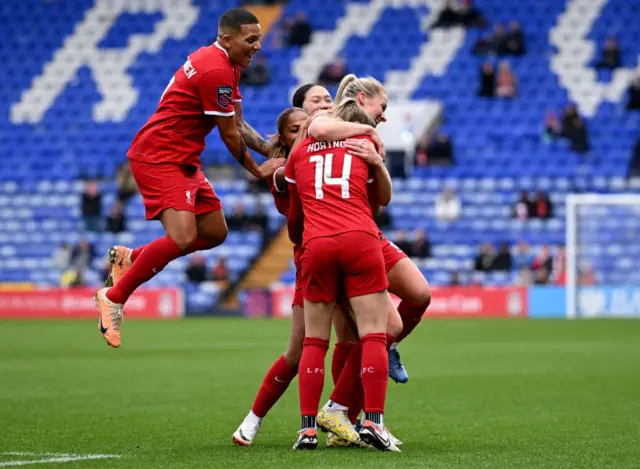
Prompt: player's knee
<box><xmin>199</xmin><ymin>223</ymin><xmax>228</xmax><ymax>247</ymax></box>
<box><xmin>170</xmin><ymin>229</ymin><xmax>198</xmax><ymax>251</ymax></box>
<box><xmin>386</xmin><ymin>313</ymin><xmax>403</xmax><ymax>339</ymax></box>
<box><xmin>283</xmin><ymin>345</ymin><xmax>302</xmax><ymax>367</ymax></box>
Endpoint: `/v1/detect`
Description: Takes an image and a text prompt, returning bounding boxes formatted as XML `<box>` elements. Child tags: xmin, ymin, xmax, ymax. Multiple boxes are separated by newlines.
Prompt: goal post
<box><xmin>565</xmin><ymin>193</ymin><xmax>640</xmax><ymax>318</ymax></box>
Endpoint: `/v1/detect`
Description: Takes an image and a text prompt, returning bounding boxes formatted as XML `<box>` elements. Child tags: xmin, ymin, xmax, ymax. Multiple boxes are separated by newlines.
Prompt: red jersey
<box><xmin>267</xmin><ymin>167</ymin><xmax>290</xmax><ymax>217</ymax></box>
<box><xmin>128</xmin><ymin>42</ymin><xmax>242</xmax><ymax>168</ymax></box>
<box><xmin>285</xmin><ymin>136</ymin><xmax>377</xmax><ymax>246</ymax></box>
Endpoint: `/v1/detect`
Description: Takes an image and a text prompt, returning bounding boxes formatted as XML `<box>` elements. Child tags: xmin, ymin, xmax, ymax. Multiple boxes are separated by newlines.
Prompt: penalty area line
<box><xmin>0</xmin><ymin>453</ymin><xmax>120</xmax><ymax>467</ymax></box>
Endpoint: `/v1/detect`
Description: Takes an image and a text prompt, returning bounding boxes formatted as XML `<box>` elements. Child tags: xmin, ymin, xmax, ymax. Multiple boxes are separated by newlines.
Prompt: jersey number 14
<box><xmin>309</xmin><ymin>153</ymin><xmax>352</xmax><ymax>200</ymax></box>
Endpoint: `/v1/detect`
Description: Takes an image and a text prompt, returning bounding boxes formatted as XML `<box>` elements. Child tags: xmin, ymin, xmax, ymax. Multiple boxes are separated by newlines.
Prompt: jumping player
<box><xmin>287</xmin><ymin>97</ymin><xmax>398</xmax><ymax>452</ymax></box>
<box><xmin>94</xmin><ymin>8</ymin><xmax>284</xmax><ymax>348</ymax></box>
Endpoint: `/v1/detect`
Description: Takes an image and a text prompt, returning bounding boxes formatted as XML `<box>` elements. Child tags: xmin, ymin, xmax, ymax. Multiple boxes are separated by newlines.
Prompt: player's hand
<box><xmin>345</xmin><ymin>138</ymin><xmax>384</xmax><ymax>167</ymax></box>
<box><xmin>258</xmin><ymin>158</ymin><xmax>286</xmax><ymax>179</ymax></box>
<box><xmin>370</xmin><ymin>130</ymin><xmax>386</xmax><ymax>161</ymax></box>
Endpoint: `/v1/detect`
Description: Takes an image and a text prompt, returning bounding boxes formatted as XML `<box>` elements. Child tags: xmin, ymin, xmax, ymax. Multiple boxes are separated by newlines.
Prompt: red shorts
<box><xmin>301</xmin><ymin>232</ymin><xmax>388</xmax><ymax>303</ymax></box>
<box><xmin>380</xmin><ymin>235</ymin><xmax>408</xmax><ymax>273</ymax></box>
<box><xmin>292</xmin><ymin>245</ymin><xmax>304</xmax><ymax>308</ymax></box>
<box><xmin>129</xmin><ymin>160</ymin><xmax>222</xmax><ymax>220</ymax></box>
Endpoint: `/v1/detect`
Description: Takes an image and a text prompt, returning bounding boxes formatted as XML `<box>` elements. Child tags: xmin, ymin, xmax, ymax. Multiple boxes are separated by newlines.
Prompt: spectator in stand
<box><xmin>474</xmin><ymin>242</ymin><xmax>496</xmax><ymax>272</ymax></box>
<box><xmin>433</xmin><ymin>0</ymin><xmax>459</xmax><ymax>29</ymax></box>
<box><xmin>552</xmin><ymin>246</ymin><xmax>566</xmax><ymax>285</ymax></box>
<box><xmin>514</xmin><ymin>266</ymin><xmax>533</xmax><ymax>286</ymax></box>
<box><xmin>81</xmin><ymin>180</ymin><xmax>102</xmax><ymax>232</ymax></box>
<box><xmin>578</xmin><ymin>264</ymin><xmax>596</xmax><ymax>285</ymax></box>
<box><xmin>115</xmin><ymin>162</ymin><xmax>137</xmax><ymax>203</ymax></box>
<box><xmin>410</xmin><ymin>229</ymin><xmax>431</xmax><ymax>259</ymax></box>
<box><xmin>531</xmin><ymin>245</ymin><xmax>553</xmax><ymax>274</ymax></box>
<box><xmin>493</xmin><ymin>243</ymin><xmax>513</xmax><ymax>271</ymax></box>
<box><xmin>427</xmin><ymin>132</ymin><xmax>454</xmax><ymax>166</ymax></box>
<box><xmin>52</xmin><ymin>242</ymin><xmax>72</xmax><ymax>270</ymax></box>
<box><xmin>393</xmin><ymin>230</ymin><xmax>412</xmax><ymax>256</ymax></box>
<box><xmin>596</xmin><ymin>37</ymin><xmax>621</xmax><ymax>70</ymax></box>
<box><xmin>513</xmin><ymin>241</ymin><xmax>533</xmax><ymax>270</ymax></box>
<box><xmin>513</xmin><ymin>191</ymin><xmax>534</xmax><ymax>220</ymax></box>
<box><xmin>472</xmin><ymin>32</ymin><xmax>494</xmax><ymax>56</ymax></box>
<box><xmin>533</xmin><ymin>267</ymin><xmax>550</xmax><ymax>285</ymax></box>
<box><xmin>434</xmin><ymin>0</ymin><xmax>485</xmax><ymax>29</ymax></box>
<box><xmin>450</xmin><ymin>271</ymin><xmax>462</xmax><ymax>286</ymax></box>
<box><xmin>186</xmin><ymin>254</ymin><xmax>207</xmax><ymax>284</ymax></box>
<box><xmin>435</xmin><ymin>185</ymin><xmax>461</xmax><ymax>222</ymax></box>
<box><xmin>71</xmin><ymin>239</ymin><xmax>95</xmax><ymax>272</ymax></box>
<box><xmin>226</xmin><ymin>202</ymin><xmax>249</xmax><ymax>230</ymax></box>
<box><xmin>286</xmin><ymin>12</ymin><xmax>312</xmax><ymax>47</ymax></box>
<box><xmin>240</xmin><ymin>56</ymin><xmax>270</xmax><ymax>86</ymax></box>
<box><xmin>105</xmin><ymin>200</ymin><xmax>126</xmax><ymax>234</ymax></box>
<box><xmin>628</xmin><ymin>137</ymin><xmax>640</xmax><ymax>178</ymax></box>
<box><xmin>492</xmin><ymin>24</ymin><xmax>508</xmax><ymax>55</ymax></box>
<box><xmin>249</xmin><ymin>202</ymin><xmax>269</xmax><ymax>234</ymax></box>
<box><xmin>318</xmin><ymin>57</ymin><xmax>349</xmax><ymax>86</ymax></box>
<box><xmin>374</xmin><ymin>206</ymin><xmax>392</xmax><ymax>231</ymax></box>
<box><xmin>567</xmin><ymin>117</ymin><xmax>590</xmax><ymax>154</ymax></box>
<box><xmin>626</xmin><ymin>70</ymin><xmax>640</xmax><ymax>111</ymax></box>
<box><xmin>478</xmin><ymin>61</ymin><xmax>495</xmax><ymax>98</ymax></box>
<box><xmin>505</xmin><ymin>21</ymin><xmax>525</xmax><ymax>56</ymax></box>
<box><xmin>496</xmin><ymin>60</ymin><xmax>517</xmax><ymax>98</ymax></box>
<box><xmin>561</xmin><ymin>103</ymin><xmax>580</xmax><ymax>134</ymax></box>
<box><xmin>212</xmin><ymin>258</ymin><xmax>230</xmax><ymax>282</ymax></box>
<box><xmin>532</xmin><ymin>190</ymin><xmax>553</xmax><ymax>219</ymax></box>
<box><xmin>542</xmin><ymin>110</ymin><xmax>562</xmax><ymax>142</ymax></box>
<box><xmin>458</xmin><ymin>0</ymin><xmax>486</xmax><ymax>28</ymax></box>
<box><xmin>61</xmin><ymin>267</ymin><xmax>85</xmax><ymax>288</ymax></box>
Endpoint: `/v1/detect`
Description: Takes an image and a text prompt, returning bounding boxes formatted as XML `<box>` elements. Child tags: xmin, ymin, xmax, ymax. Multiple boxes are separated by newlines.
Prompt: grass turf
<box><xmin>1</xmin><ymin>318</ymin><xmax>639</xmax><ymax>468</ymax></box>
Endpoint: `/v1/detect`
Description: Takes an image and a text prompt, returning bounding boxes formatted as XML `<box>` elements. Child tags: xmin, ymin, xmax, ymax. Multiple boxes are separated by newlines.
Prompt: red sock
<box><xmin>106</xmin><ymin>235</ymin><xmax>182</xmax><ymax>304</ymax></box>
<box><xmin>130</xmin><ymin>238</ymin><xmax>216</xmax><ymax>264</ymax></box>
<box><xmin>130</xmin><ymin>246</ymin><xmax>144</xmax><ymax>263</ymax></box>
<box><xmin>251</xmin><ymin>355</ymin><xmax>298</xmax><ymax>418</ymax></box>
<box><xmin>347</xmin><ymin>385</ymin><xmax>363</xmax><ymax>424</ymax></box>
<box><xmin>360</xmin><ymin>333</ymin><xmax>388</xmax><ymax>414</ymax></box>
<box><xmin>299</xmin><ymin>337</ymin><xmax>329</xmax><ymax>417</ymax></box>
<box><xmin>331</xmin><ymin>342</ymin><xmax>355</xmax><ymax>385</ymax></box>
<box><xmin>330</xmin><ymin>342</ymin><xmax>362</xmax><ymax>406</ymax></box>
<box><xmin>395</xmin><ymin>300</ymin><xmax>428</xmax><ymax>343</ymax></box>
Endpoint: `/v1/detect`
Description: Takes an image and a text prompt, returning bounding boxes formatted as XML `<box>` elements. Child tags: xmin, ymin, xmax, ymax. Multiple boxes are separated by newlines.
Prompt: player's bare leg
<box><xmin>234</xmin><ymin>305</ymin><xmax>304</xmax><ymax>446</ymax></box>
<box><xmin>386</xmin><ymin>258</ymin><xmax>432</xmax><ymax>383</ymax></box>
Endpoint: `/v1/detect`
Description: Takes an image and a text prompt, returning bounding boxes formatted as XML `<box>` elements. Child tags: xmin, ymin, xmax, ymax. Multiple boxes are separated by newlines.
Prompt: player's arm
<box><xmin>234</xmin><ymin>101</ymin><xmax>272</xmax><ymax>157</ymax></box>
<box><xmin>309</xmin><ymin>116</ymin><xmax>385</xmax><ymax>158</ymax></box>
<box><xmin>367</xmin><ymin>182</ymin><xmax>381</xmax><ymax>216</ymax></box>
<box><xmin>214</xmin><ymin>115</ymin><xmax>265</xmax><ymax>178</ymax></box>
<box><xmin>345</xmin><ymin>137</ymin><xmax>392</xmax><ymax>206</ymax></box>
<box><xmin>273</xmin><ymin>167</ymin><xmax>287</xmax><ymax>192</ymax></box>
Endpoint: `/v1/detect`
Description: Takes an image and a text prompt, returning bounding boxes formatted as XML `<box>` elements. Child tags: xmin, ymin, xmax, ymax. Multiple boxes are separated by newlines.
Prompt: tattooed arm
<box><xmin>234</xmin><ymin>101</ymin><xmax>271</xmax><ymax>157</ymax></box>
<box><xmin>214</xmin><ymin>114</ymin><xmax>263</xmax><ymax>178</ymax></box>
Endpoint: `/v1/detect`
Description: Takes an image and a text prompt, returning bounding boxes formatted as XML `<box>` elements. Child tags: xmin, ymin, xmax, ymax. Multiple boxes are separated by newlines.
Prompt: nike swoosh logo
<box><xmin>274</xmin><ymin>376</ymin><xmax>288</xmax><ymax>383</ymax></box>
<box><xmin>99</xmin><ymin>316</ymin><xmax>108</xmax><ymax>335</ymax></box>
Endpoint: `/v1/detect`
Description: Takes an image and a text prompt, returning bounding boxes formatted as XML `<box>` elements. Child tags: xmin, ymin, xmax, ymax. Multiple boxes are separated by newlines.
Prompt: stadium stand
<box><xmin>0</xmin><ymin>0</ymin><xmax>638</xmax><ymax>312</ymax></box>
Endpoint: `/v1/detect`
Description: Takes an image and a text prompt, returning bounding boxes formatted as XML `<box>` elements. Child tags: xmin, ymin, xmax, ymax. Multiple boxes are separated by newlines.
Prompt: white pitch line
<box><xmin>0</xmin><ymin>453</ymin><xmax>120</xmax><ymax>467</ymax></box>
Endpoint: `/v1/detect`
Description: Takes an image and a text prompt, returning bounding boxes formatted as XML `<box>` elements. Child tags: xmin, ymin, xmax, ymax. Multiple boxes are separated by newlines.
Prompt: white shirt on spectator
<box><xmin>435</xmin><ymin>193</ymin><xmax>461</xmax><ymax>221</ymax></box>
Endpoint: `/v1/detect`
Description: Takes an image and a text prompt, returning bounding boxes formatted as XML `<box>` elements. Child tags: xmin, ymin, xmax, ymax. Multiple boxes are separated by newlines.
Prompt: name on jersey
<box><xmin>307</xmin><ymin>140</ymin><xmax>345</xmax><ymax>153</ymax></box>
<box><xmin>183</xmin><ymin>58</ymin><xmax>197</xmax><ymax>79</ymax></box>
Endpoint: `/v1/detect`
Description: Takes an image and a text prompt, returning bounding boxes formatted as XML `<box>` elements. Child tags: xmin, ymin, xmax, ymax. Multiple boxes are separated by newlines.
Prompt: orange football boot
<box><xmin>95</xmin><ymin>288</ymin><xmax>124</xmax><ymax>348</ymax></box>
<box><xmin>105</xmin><ymin>246</ymin><xmax>132</xmax><ymax>287</ymax></box>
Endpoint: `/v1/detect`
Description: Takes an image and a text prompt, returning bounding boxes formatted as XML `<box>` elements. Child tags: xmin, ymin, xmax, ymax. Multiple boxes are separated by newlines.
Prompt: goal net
<box><xmin>566</xmin><ymin>194</ymin><xmax>640</xmax><ymax>318</ymax></box>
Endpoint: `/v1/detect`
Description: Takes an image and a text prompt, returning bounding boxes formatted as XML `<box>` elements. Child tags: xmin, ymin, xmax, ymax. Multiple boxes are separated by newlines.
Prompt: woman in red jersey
<box><xmin>286</xmin><ymin>97</ymin><xmax>398</xmax><ymax>452</ymax></box>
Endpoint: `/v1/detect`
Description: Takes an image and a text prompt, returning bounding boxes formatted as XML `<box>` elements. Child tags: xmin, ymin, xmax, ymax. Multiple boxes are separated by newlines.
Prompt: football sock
<box><xmin>251</xmin><ymin>355</ymin><xmax>298</xmax><ymax>418</ymax></box>
<box><xmin>244</xmin><ymin>410</ymin><xmax>262</xmax><ymax>426</ymax></box>
<box><xmin>330</xmin><ymin>342</ymin><xmax>362</xmax><ymax>409</ymax></box>
<box><xmin>326</xmin><ymin>400</ymin><xmax>348</xmax><ymax>411</ymax></box>
<box><xmin>331</xmin><ymin>342</ymin><xmax>355</xmax><ymax>385</ymax></box>
<box><xmin>301</xmin><ymin>415</ymin><xmax>316</xmax><ymax>430</ymax></box>
<box><xmin>130</xmin><ymin>237</ymin><xmax>216</xmax><ymax>264</ymax></box>
<box><xmin>361</xmin><ymin>333</ymin><xmax>389</xmax><ymax>415</ymax></box>
<box><xmin>299</xmin><ymin>337</ymin><xmax>329</xmax><ymax>418</ymax></box>
<box><xmin>106</xmin><ymin>235</ymin><xmax>181</xmax><ymax>304</ymax></box>
<box><xmin>395</xmin><ymin>300</ymin><xmax>428</xmax><ymax>343</ymax></box>
<box><xmin>364</xmin><ymin>412</ymin><xmax>384</xmax><ymax>427</ymax></box>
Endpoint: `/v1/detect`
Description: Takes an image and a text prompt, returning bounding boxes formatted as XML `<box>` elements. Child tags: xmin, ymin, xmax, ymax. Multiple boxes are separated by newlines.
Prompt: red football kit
<box><xmin>285</xmin><ymin>136</ymin><xmax>388</xmax><ymax>303</ymax></box>
<box><xmin>127</xmin><ymin>42</ymin><xmax>242</xmax><ymax>219</ymax></box>
<box><xmin>267</xmin><ymin>168</ymin><xmax>305</xmax><ymax>308</ymax></box>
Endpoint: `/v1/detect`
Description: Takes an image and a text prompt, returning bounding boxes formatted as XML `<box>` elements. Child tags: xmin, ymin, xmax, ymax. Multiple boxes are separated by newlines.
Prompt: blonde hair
<box><xmin>335</xmin><ymin>74</ymin><xmax>385</xmax><ymax>104</ymax></box>
<box><xmin>268</xmin><ymin>107</ymin><xmax>305</xmax><ymax>160</ymax></box>
<box><xmin>329</xmin><ymin>97</ymin><xmax>376</xmax><ymax>127</ymax></box>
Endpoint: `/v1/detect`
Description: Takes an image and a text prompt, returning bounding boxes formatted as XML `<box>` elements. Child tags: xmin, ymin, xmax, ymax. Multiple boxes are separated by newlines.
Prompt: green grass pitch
<box><xmin>1</xmin><ymin>318</ymin><xmax>639</xmax><ymax>468</ymax></box>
